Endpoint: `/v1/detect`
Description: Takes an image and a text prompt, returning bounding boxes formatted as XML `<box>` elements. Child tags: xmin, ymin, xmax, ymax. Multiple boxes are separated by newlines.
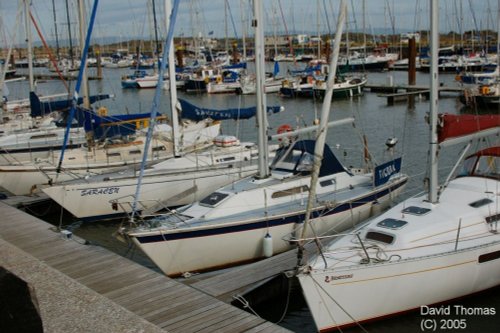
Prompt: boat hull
<box><xmin>129</xmin><ymin>177</ymin><xmax>407</xmax><ymax>276</ymax></box>
<box><xmin>43</xmin><ymin>164</ymin><xmax>259</xmax><ymax>221</ymax></box>
<box><xmin>298</xmin><ymin>242</ymin><xmax>500</xmax><ymax>332</ymax></box>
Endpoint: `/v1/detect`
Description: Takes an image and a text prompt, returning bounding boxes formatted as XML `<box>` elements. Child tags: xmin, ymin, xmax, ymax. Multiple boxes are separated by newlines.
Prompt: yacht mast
<box><xmin>52</xmin><ymin>0</ymin><xmax>61</xmax><ymax>60</ymax></box>
<box><xmin>166</xmin><ymin>0</ymin><xmax>180</xmax><ymax>156</ymax></box>
<box><xmin>254</xmin><ymin>0</ymin><xmax>269</xmax><ymax>179</ymax></box>
<box><xmin>428</xmin><ymin>0</ymin><xmax>439</xmax><ymax>203</ymax></box>
<box><xmin>23</xmin><ymin>0</ymin><xmax>34</xmax><ymax>92</ymax></box>
<box><xmin>77</xmin><ymin>0</ymin><xmax>89</xmax><ymax>107</ymax></box>
<box><xmin>299</xmin><ymin>0</ymin><xmax>347</xmax><ymax>243</ymax></box>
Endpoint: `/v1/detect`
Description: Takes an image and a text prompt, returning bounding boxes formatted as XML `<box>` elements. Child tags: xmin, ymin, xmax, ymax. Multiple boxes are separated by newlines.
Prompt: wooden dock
<box><xmin>364</xmin><ymin>83</ymin><xmax>464</xmax><ymax>105</ymax></box>
<box><xmin>190</xmin><ymin>242</ymin><xmax>320</xmax><ymax>304</ymax></box>
<box><xmin>0</xmin><ymin>202</ymin><xmax>291</xmax><ymax>333</ymax></box>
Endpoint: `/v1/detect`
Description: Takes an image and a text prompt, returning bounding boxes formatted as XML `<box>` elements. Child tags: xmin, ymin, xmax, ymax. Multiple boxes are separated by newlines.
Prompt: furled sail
<box><xmin>437</xmin><ymin>113</ymin><xmax>500</xmax><ymax>143</ymax></box>
<box><xmin>178</xmin><ymin>98</ymin><xmax>283</xmax><ymax>121</ymax></box>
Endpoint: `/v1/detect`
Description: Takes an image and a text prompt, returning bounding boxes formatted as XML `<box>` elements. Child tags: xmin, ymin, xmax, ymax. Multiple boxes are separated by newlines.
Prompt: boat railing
<box><xmin>286</xmin><ymin>231</ymin><xmax>373</xmax><ymax>268</ymax></box>
<box><xmin>110</xmin><ymin>197</ymin><xmax>174</xmax><ymax>220</ymax></box>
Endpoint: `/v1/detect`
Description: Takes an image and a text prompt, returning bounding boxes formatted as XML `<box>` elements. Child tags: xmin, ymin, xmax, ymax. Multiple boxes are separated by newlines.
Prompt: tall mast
<box><xmin>65</xmin><ymin>0</ymin><xmax>75</xmax><ymax>69</ymax></box>
<box><xmin>254</xmin><ymin>0</ymin><xmax>269</xmax><ymax>179</ymax></box>
<box><xmin>77</xmin><ymin>0</ymin><xmax>89</xmax><ymax>107</ymax></box>
<box><xmin>224</xmin><ymin>0</ymin><xmax>229</xmax><ymax>52</ymax></box>
<box><xmin>130</xmin><ymin>0</ymin><xmax>180</xmax><ymax>220</ymax></box>
<box><xmin>152</xmin><ymin>0</ymin><xmax>161</xmax><ymax>71</ymax></box>
<box><xmin>52</xmin><ymin>0</ymin><xmax>61</xmax><ymax>60</ymax></box>
<box><xmin>497</xmin><ymin>0</ymin><xmax>500</xmax><ymax>68</ymax></box>
<box><xmin>23</xmin><ymin>0</ymin><xmax>34</xmax><ymax>92</ymax></box>
<box><xmin>239</xmin><ymin>0</ymin><xmax>247</xmax><ymax>60</ymax></box>
<box><xmin>428</xmin><ymin>0</ymin><xmax>439</xmax><ymax>203</ymax></box>
<box><xmin>299</xmin><ymin>0</ymin><xmax>347</xmax><ymax>244</ymax></box>
<box><xmin>316</xmin><ymin>0</ymin><xmax>320</xmax><ymax>59</ymax></box>
<box><xmin>166</xmin><ymin>0</ymin><xmax>180</xmax><ymax>157</ymax></box>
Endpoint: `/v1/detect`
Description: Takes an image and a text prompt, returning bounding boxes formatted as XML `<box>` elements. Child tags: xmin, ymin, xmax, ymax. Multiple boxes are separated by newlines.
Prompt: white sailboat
<box><xmin>41</xmin><ymin>139</ymin><xmax>279</xmax><ymax>221</ymax></box>
<box><xmin>119</xmin><ymin>0</ymin><xmax>408</xmax><ymax>277</ymax></box>
<box><xmin>0</xmin><ymin>0</ymin><xmax>220</xmax><ymax>196</ymax></box>
<box><xmin>41</xmin><ymin>0</ymin><xmax>280</xmax><ymax>221</ymax></box>
<box><xmin>296</xmin><ymin>2</ymin><xmax>500</xmax><ymax>331</ymax></box>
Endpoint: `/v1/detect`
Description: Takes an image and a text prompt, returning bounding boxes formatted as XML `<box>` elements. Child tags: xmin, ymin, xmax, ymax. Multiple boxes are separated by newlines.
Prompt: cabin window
<box><xmin>271</xmin><ymin>185</ymin><xmax>309</xmax><ymax>199</ymax></box>
<box><xmin>106</xmin><ymin>152</ymin><xmax>121</xmax><ymax>158</ymax></box>
<box><xmin>30</xmin><ymin>134</ymin><xmax>58</xmax><ymax>140</ymax></box>
<box><xmin>320</xmin><ymin>179</ymin><xmax>335</xmax><ymax>187</ymax></box>
<box><xmin>271</xmin><ymin>145</ymin><xmax>307</xmax><ymax>173</ymax></box>
<box><xmin>129</xmin><ymin>150</ymin><xmax>141</xmax><ymax>155</ymax></box>
<box><xmin>473</xmin><ymin>156</ymin><xmax>499</xmax><ymax>178</ymax></box>
<box><xmin>152</xmin><ymin>146</ymin><xmax>166</xmax><ymax>152</ymax></box>
<box><xmin>486</xmin><ymin>213</ymin><xmax>500</xmax><ymax>224</ymax></box>
<box><xmin>217</xmin><ymin>156</ymin><xmax>236</xmax><ymax>163</ymax></box>
<box><xmin>365</xmin><ymin>231</ymin><xmax>394</xmax><ymax>244</ymax></box>
<box><xmin>478</xmin><ymin>250</ymin><xmax>500</xmax><ymax>263</ymax></box>
<box><xmin>200</xmin><ymin>192</ymin><xmax>229</xmax><ymax>207</ymax></box>
<box><xmin>402</xmin><ymin>206</ymin><xmax>431</xmax><ymax>216</ymax></box>
<box><xmin>469</xmin><ymin>198</ymin><xmax>493</xmax><ymax>208</ymax></box>
<box><xmin>296</xmin><ymin>152</ymin><xmax>314</xmax><ymax>172</ymax></box>
<box><xmin>376</xmin><ymin>218</ymin><xmax>408</xmax><ymax>230</ymax></box>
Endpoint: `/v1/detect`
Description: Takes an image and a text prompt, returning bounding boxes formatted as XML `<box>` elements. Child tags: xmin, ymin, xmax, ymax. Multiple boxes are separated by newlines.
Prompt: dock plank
<box><xmin>198</xmin><ymin>311</ymin><xmax>265</xmax><ymax>333</ymax></box>
<box><xmin>158</xmin><ymin>302</ymin><xmax>229</xmax><ymax>330</ymax></box>
<box><xmin>141</xmin><ymin>291</ymin><xmax>212</xmax><ymax>321</ymax></box>
<box><xmin>166</xmin><ymin>304</ymin><xmax>244</xmax><ymax>332</ymax></box>
<box><xmin>0</xmin><ymin>201</ymin><xmax>292</xmax><ymax>333</ymax></box>
<box><xmin>103</xmin><ymin>274</ymin><xmax>167</xmax><ymax>298</ymax></box>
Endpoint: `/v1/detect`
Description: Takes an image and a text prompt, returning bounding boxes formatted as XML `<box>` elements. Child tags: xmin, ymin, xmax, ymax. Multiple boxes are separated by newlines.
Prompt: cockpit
<box><xmin>271</xmin><ymin>144</ymin><xmax>314</xmax><ymax>175</ymax></box>
<box><xmin>460</xmin><ymin>147</ymin><xmax>499</xmax><ymax>180</ymax></box>
<box><xmin>270</xmin><ymin>140</ymin><xmax>347</xmax><ymax>178</ymax></box>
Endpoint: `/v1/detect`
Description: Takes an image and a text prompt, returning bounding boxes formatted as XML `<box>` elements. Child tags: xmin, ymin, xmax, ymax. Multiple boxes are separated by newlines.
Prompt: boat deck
<box><xmin>0</xmin><ymin>202</ymin><xmax>291</xmax><ymax>332</ymax></box>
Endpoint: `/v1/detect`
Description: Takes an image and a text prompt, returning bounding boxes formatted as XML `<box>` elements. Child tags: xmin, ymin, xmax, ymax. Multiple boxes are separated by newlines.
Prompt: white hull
<box><xmin>239</xmin><ymin>78</ymin><xmax>283</xmax><ymax>95</ymax></box>
<box><xmin>129</xmin><ymin>177</ymin><xmax>407</xmax><ymax>276</ymax></box>
<box><xmin>136</xmin><ymin>76</ymin><xmax>160</xmax><ymax>89</ymax></box>
<box><xmin>0</xmin><ymin>127</ymin><xmax>87</xmax><ymax>163</ymax></box>
<box><xmin>298</xmin><ymin>170</ymin><xmax>500</xmax><ymax>331</ymax></box>
<box><xmin>43</xmin><ymin>160</ymin><xmax>258</xmax><ymax>221</ymax></box>
<box><xmin>206</xmin><ymin>81</ymin><xmax>241</xmax><ymax>94</ymax></box>
<box><xmin>299</xmin><ymin>242</ymin><xmax>500</xmax><ymax>331</ymax></box>
<box><xmin>0</xmin><ymin>122</ymin><xmax>221</xmax><ymax>195</ymax></box>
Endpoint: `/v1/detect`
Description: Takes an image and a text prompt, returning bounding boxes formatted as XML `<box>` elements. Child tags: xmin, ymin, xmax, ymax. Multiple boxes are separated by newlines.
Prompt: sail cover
<box><xmin>179</xmin><ymin>98</ymin><xmax>283</xmax><ymax>121</ymax></box>
<box><xmin>437</xmin><ymin>113</ymin><xmax>500</xmax><ymax>143</ymax></box>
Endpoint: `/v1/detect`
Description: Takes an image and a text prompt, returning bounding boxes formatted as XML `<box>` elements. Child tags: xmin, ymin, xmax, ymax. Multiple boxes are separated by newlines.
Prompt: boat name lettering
<box><xmin>81</xmin><ymin>187</ymin><xmax>120</xmax><ymax>196</ymax></box>
<box><xmin>374</xmin><ymin>157</ymin><xmax>402</xmax><ymax>186</ymax></box>
<box><xmin>324</xmin><ymin>274</ymin><xmax>353</xmax><ymax>283</ymax></box>
<box><xmin>378</xmin><ymin>164</ymin><xmax>396</xmax><ymax>179</ymax></box>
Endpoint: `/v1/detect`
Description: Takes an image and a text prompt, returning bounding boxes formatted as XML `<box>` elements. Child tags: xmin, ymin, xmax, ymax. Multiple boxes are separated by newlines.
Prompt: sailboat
<box><xmin>0</xmin><ymin>0</ymin><xmax>111</xmax><ymax>147</ymax></box>
<box><xmin>41</xmin><ymin>1</ymin><xmax>283</xmax><ymax>222</ymax></box>
<box><xmin>0</xmin><ymin>0</ymin><xmax>220</xmax><ymax>196</ymax></box>
<box><xmin>296</xmin><ymin>2</ymin><xmax>500</xmax><ymax>331</ymax></box>
<box><xmin>119</xmin><ymin>0</ymin><xmax>408</xmax><ymax>277</ymax></box>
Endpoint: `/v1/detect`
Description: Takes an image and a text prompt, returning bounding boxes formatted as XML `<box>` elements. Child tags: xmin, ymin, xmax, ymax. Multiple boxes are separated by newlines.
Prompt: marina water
<box><xmin>12</xmin><ymin>65</ymin><xmax>500</xmax><ymax>332</ymax></box>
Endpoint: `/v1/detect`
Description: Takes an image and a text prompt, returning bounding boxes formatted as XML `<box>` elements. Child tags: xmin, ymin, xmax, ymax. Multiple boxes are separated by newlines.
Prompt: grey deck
<box><xmin>0</xmin><ymin>202</ymin><xmax>292</xmax><ymax>333</ymax></box>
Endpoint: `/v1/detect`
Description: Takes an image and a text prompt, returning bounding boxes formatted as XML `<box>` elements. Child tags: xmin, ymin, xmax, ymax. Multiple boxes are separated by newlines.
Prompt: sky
<box><xmin>0</xmin><ymin>0</ymin><xmax>496</xmax><ymax>47</ymax></box>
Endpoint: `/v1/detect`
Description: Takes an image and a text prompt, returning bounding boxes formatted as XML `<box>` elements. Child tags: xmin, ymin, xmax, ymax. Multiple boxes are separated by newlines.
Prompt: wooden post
<box><xmin>96</xmin><ymin>50</ymin><xmax>102</xmax><ymax>79</ymax></box>
<box><xmin>176</xmin><ymin>47</ymin><xmax>184</xmax><ymax>68</ymax></box>
<box><xmin>408</xmin><ymin>37</ymin><xmax>417</xmax><ymax>108</ymax></box>
<box><xmin>232</xmin><ymin>42</ymin><xmax>239</xmax><ymax>64</ymax></box>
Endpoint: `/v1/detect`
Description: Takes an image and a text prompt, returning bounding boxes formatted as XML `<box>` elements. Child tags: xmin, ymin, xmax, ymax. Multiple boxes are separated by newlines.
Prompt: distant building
<box><xmin>400</xmin><ymin>32</ymin><xmax>421</xmax><ymax>43</ymax></box>
<box><xmin>264</xmin><ymin>36</ymin><xmax>289</xmax><ymax>47</ymax></box>
<box><xmin>295</xmin><ymin>34</ymin><xmax>309</xmax><ymax>44</ymax></box>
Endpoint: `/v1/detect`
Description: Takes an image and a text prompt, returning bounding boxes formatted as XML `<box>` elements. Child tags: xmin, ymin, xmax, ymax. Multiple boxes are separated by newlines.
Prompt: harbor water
<box><xmin>11</xmin><ymin>65</ymin><xmax>500</xmax><ymax>332</ymax></box>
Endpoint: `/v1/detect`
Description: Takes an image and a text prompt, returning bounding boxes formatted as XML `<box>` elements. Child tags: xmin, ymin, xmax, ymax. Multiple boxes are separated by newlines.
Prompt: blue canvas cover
<box><xmin>179</xmin><ymin>98</ymin><xmax>283</xmax><ymax>121</ymax></box>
